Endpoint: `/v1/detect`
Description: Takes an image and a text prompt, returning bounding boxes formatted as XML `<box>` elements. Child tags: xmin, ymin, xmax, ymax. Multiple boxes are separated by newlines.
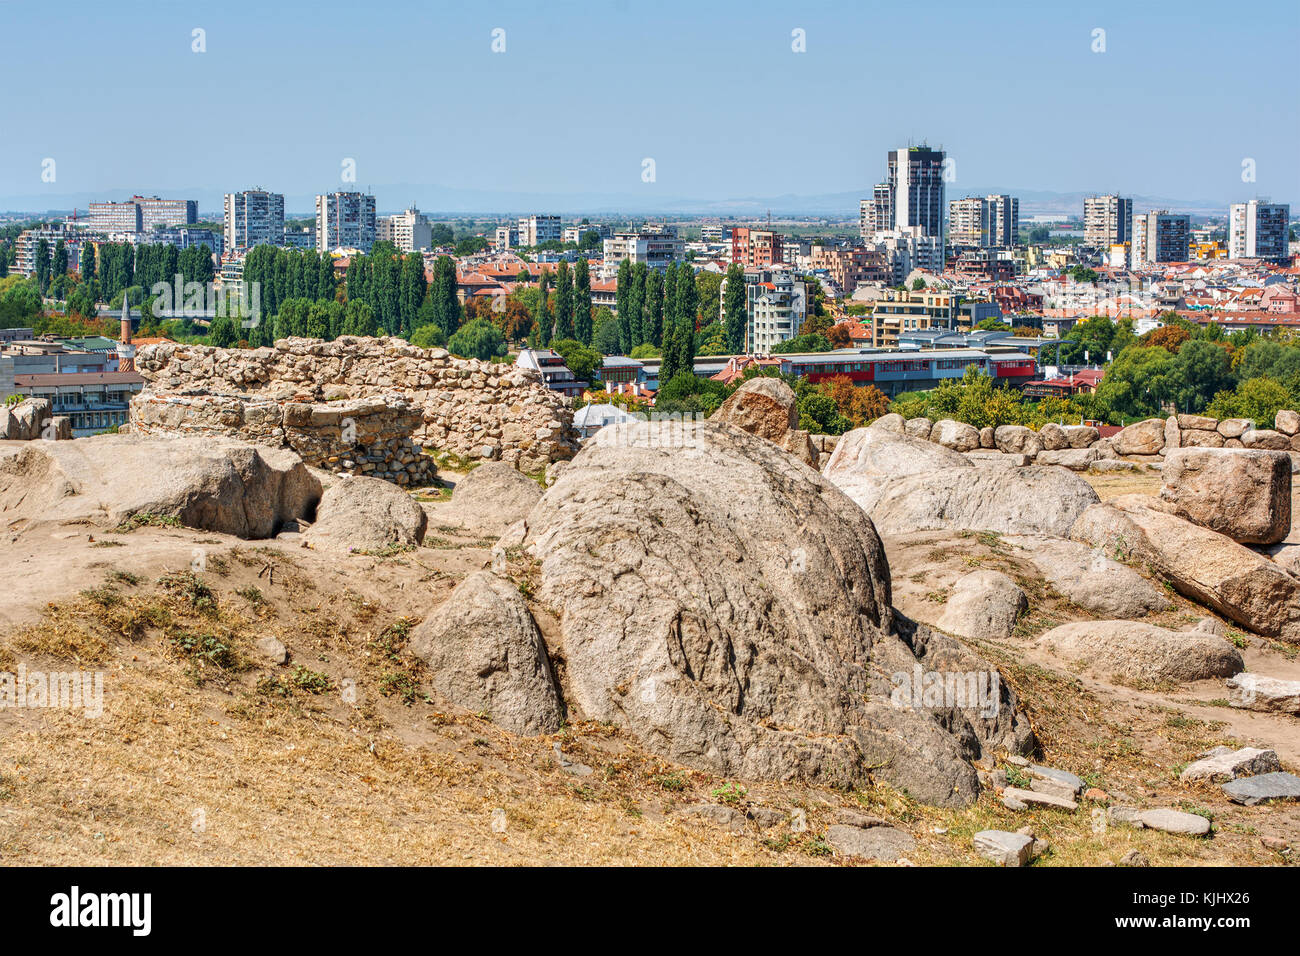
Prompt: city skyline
<box><xmin>2</xmin><ymin>0</ymin><xmax>1297</xmax><ymax>213</ymax></box>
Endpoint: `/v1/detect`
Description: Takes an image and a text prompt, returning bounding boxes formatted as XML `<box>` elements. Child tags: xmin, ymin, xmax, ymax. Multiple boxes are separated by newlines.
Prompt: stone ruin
<box><xmin>129</xmin><ymin>336</ymin><xmax>579</xmax><ymax>483</ymax></box>
<box><xmin>1</xmin><ymin>398</ymin><xmax>72</xmax><ymax>441</ymax></box>
<box><xmin>131</xmin><ymin>390</ymin><xmax>437</xmax><ymax>485</ymax></box>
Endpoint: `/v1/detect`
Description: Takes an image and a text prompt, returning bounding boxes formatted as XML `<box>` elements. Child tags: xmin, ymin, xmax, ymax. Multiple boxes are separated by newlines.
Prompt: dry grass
<box><xmin>0</xmin><ymin>524</ymin><xmax>1295</xmax><ymax>867</ymax></box>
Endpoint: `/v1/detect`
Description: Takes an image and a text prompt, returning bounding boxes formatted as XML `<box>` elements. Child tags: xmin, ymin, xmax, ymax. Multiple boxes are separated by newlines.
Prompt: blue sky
<box><xmin>1</xmin><ymin>0</ymin><xmax>1296</xmax><ymax>212</ymax></box>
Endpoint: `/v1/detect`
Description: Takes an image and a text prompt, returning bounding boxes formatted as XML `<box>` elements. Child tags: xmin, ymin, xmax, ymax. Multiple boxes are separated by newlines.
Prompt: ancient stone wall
<box><xmin>130</xmin><ymin>391</ymin><xmax>437</xmax><ymax>485</ymax></box>
<box><xmin>131</xmin><ymin>337</ymin><xmax>578</xmax><ymax>475</ymax></box>
<box><xmin>874</xmin><ymin>410</ymin><xmax>1300</xmax><ymax>474</ymax></box>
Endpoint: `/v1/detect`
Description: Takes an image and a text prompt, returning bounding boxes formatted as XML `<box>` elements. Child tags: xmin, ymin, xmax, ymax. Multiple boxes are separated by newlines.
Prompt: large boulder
<box><xmin>0</xmin><ymin>434</ymin><xmax>320</xmax><ymax>538</ymax></box>
<box><xmin>709</xmin><ymin>377</ymin><xmax>797</xmax><ymax>442</ymax></box>
<box><xmin>1034</xmin><ymin>620</ymin><xmax>1244</xmax><ymax>684</ymax></box>
<box><xmin>303</xmin><ymin>475</ymin><xmax>427</xmax><ymax>552</ymax></box>
<box><xmin>865</xmin><ymin>466</ymin><xmax>1099</xmax><ymax>537</ymax></box>
<box><xmin>870</xmin><ymin>413</ymin><xmax>905</xmax><ymax>434</ymax></box>
<box><xmin>1062</xmin><ymin>424</ymin><xmax>1099</xmax><ymax>448</ymax></box>
<box><xmin>1241</xmin><ymin>428</ymin><xmax>1290</xmax><ymax>451</ymax></box>
<box><xmin>1218</xmin><ymin>418</ymin><xmax>1251</xmax><ymax>439</ymax></box>
<box><xmin>1113</xmin><ymin>419</ymin><xmax>1166</xmax><ymax>456</ymax></box>
<box><xmin>1071</xmin><ymin>496</ymin><xmax>1300</xmax><ymax>641</ymax></box>
<box><xmin>505</xmin><ymin>419</ymin><xmax>1033</xmax><ymax>805</ymax></box>
<box><xmin>1001</xmin><ymin>535</ymin><xmax>1170</xmax><ymax>618</ymax></box>
<box><xmin>904</xmin><ymin>417</ymin><xmax>934</xmax><ymax>440</ymax></box>
<box><xmin>931</xmin><ymin>419</ymin><xmax>981</xmax><ymax>452</ymax></box>
<box><xmin>824</xmin><ymin>427</ymin><xmax>1097</xmax><ymax>537</ymax></box>
<box><xmin>0</xmin><ymin>398</ymin><xmax>53</xmax><ymax>441</ymax></box>
<box><xmin>1181</xmin><ymin>429</ymin><xmax>1225</xmax><ymax>448</ymax></box>
<box><xmin>710</xmin><ymin>378</ymin><xmax>816</xmax><ymax>467</ymax></box>
<box><xmin>935</xmin><ymin>570</ymin><xmax>1026</xmax><ymax>640</ymax></box>
<box><xmin>821</xmin><ymin>426</ymin><xmax>969</xmax><ymax>513</ymax></box>
<box><xmin>1276</xmin><ymin>410</ymin><xmax>1300</xmax><ymax>436</ymax></box>
<box><xmin>1035</xmin><ymin>447</ymin><xmax>1100</xmax><ymax>471</ymax></box>
<box><xmin>409</xmin><ymin>571</ymin><xmax>564</xmax><ymax>735</ymax></box>
<box><xmin>1038</xmin><ymin>422</ymin><xmax>1070</xmax><ymax>451</ymax></box>
<box><xmin>993</xmin><ymin>425</ymin><xmax>1042</xmax><ymax>457</ymax></box>
<box><xmin>1159</xmin><ymin>447</ymin><xmax>1291</xmax><ymax>545</ymax></box>
<box><xmin>448</xmin><ymin>462</ymin><xmax>544</xmax><ymax>538</ymax></box>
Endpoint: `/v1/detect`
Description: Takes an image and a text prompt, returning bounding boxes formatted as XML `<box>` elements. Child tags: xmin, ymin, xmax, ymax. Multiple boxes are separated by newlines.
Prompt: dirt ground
<box><xmin>0</xmin><ymin>466</ymin><xmax>1294</xmax><ymax>866</ymax></box>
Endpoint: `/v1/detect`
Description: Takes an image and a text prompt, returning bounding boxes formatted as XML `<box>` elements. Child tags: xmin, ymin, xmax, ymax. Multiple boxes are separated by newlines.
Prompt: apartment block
<box><xmin>949</xmin><ymin>194</ymin><xmax>1018</xmax><ymax>250</ymax></box>
<box><xmin>867</xmin><ymin>227</ymin><xmax>944</xmax><ymax>284</ymax></box>
<box><xmin>806</xmin><ymin>245</ymin><xmax>887</xmax><ymax>296</ymax></box>
<box><xmin>315</xmin><ymin>192</ymin><xmax>377</xmax><ymax>252</ymax></box>
<box><xmin>1229</xmin><ymin>200</ymin><xmax>1290</xmax><ymax>263</ymax></box>
<box><xmin>1083</xmin><ymin>195</ymin><xmax>1132</xmax><ymax>248</ymax></box>
<box><xmin>377</xmin><ymin>206</ymin><xmax>433</xmax><ymax>252</ymax></box>
<box><xmin>721</xmin><ymin>268</ymin><xmax>807</xmax><ymax>353</ymax></box>
<box><xmin>1131</xmin><ymin>210</ymin><xmax>1190</xmax><ymax>266</ymax></box>
<box><xmin>730</xmin><ymin>227</ymin><xmax>783</xmax><ymax>269</ymax></box>
<box><xmin>89</xmin><ymin>195</ymin><xmax>196</xmax><ymax>234</ymax></box>
<box><xmin>601</xmin><ymin>227</ymin><xmax>683</xmax><ymax>278</ymax></box>
<box><xmin>223</xmin><ymin>190</ymin><xmax>285</xmax><ymax>251</ymax></box>
<box><xmin>871</xmin><ymin>288</ymin><xmax>955</xmax><ymax>348</ymax></box>
<box><xmin>14</xmin><ymin>222</ymin><xmax>81</xmax><ymax>275</ymax></box>
<box><xmin>562</xmin><ymin>223</ymin><xmax>611</xmax><ymax>244</ymax></box>
<box><xmin>888</xmin><ymin>146</ymin><xmax>946</xmax><ymax>239</ymax></box>
<box><xmin>517</xmin><ymin>215</ymin><xmax>562</xmax><ymax>247</ymax></box>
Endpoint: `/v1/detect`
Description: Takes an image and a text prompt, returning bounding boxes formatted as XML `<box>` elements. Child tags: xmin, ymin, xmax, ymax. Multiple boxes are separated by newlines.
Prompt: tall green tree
<box><xmin>534</xmin><ymin>269</ymin><xmax>552</xmax><ymax>346</ymax></box>
<box><xmin>573</xmin><ymin>257</ymin><xmax>593</xmax><ymax>344</ymax></box>
<box><xmin>615</xmin><ymin>258</ymin><xmax>632</xmax><ymax>353</ymax></box>
<box><xmin>429</xmin><ymin>255</ymin><xmax>460</xmax><ymax>339</ymax></box>
<box><xmin>643</xmin><ymin>268</ymin><xmax>664</xmax><ymax>348</ymax></box>
<box><xmin>724</xmin><ymin>262</ymin><xmax>747</xmax><ymax>353</ymax></box>
<box><xmin>35</xmin><ymin>238</ymin><xmax>49</xmax><ymax>293</ymax></box>
<box><xmin>554</xmin><ymin>260</ymin><xmax>574</xmax><ymax>341</ymax></box>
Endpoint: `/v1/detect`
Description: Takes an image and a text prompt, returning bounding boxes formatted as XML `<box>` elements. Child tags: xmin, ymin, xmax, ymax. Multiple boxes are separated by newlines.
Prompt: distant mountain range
<box><xmin>0</xmin><ymin>183</ymin><xmax>1268</xmax><ymax>221</ymax></box>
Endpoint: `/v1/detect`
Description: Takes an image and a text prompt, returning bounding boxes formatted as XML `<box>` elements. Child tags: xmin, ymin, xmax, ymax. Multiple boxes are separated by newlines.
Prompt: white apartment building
<box><xmin>88</xmin><ymin>196</ymin><xmax>196</xmax><ymax>233</ymax></box>
<box><xmin>1229</xmin><ymin>200</ymin><xmax>1290</xmax><ymax>263</ymax></box>
<box><xmin>727</xmin><ymin>268</ymin><xmax>808</xmax><ymax>353</ymax></box>
<box><xmin>223</xmin><ymin>189</ymin><xmax>285</xmax><ymax>251</ymax></box>
<box><xmin>377</xmin><ymin>206</ymin><xmax>433</xmax><ymax>252</ymax></box>
<box><xmin>517</xmin><ymin>215</ymin><xmax>561</xmax><ymax>247</ymax></box>
<box><xmin>1083</xmin><ymin>195</ymin><xmax>1132</xmax><ymax>248</ymax></box>
<box><xmin>562</xmin><ymin>223</ymin><xmax>611</xmax><ymax>244</ymax></box>
<box><xmin>600</xmin><ymin>228</ymin><xmax>683</xmax><ymax>279</ymax></box>
<box><xmin>315</xmin><ymin>192</ymin><xmax>377</xmax><ymax>253</ymax></box>
<box><xmin>868</xmin><ymin>227</ymin><xmax>944</xmax><ymax>284</ymax></box>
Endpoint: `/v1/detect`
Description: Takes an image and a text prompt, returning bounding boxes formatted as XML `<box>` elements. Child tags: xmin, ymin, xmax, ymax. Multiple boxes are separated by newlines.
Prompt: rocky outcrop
<box><xmin>864</xmin><ymin>465</ymin><xmax>1100</xmax><ymax>537</ymax></box>
<box><xmin>0</xmin><ymin>434</ymin><xmax>320</xmax><ymax>538</ymax></box>
<box><xmin>994</xmin><ymin>425</ymin><xmax>1042</xmax><ymax>457</ymax></box>
<box><xmin>1034</xmin><ymin>620</ymin><xmax>1244</xmax><ymax>684</ymax></box>
<box><xmin>824</xmin><ymin>427</ymin><xmax>1099</xmax><ymax>537</ymax></box>
<box><xmin>1001</xmin><ymin>535</ymin><xmax>1170</xmax><ymax>618</ymax></box>
<box><xmin>1071</xmin><ymin>496</ymin><xmax>1300</xmax><ymax>642</ymax></box>
<box><xmin>410</xmin><ymin>571</ymin><xmax>564</xmax><ymax>735</ymax></box>
<box><xmin>504</xmin><ymin>419</ymin><xmax>1033</xmax><ymax>805</ymax></box>
<box><xmin>448</xmin><ymin>462</ymin><xmax>544</xmax><ymax>538</ymax></box>
<box><xmin>303</xmin><ymin>475</ymin><xmax>427</xmax><ymax>552</ymax></box>
<box><xmin>1179</xmin><ymin>746</ymin><xmax>1281</xmax><ymax>784</ymax></box>
<box><xmin>133</xmin><ymin>337</ymin><xmax>577</xmax><ymax>475</ymax></box>
<box><xmin>1159</xmin><ymin>447</ymin><xmax>1291</xmax><ymax>545</ymax></box>
<box><xmin>1225</xmin><ymin>673</ymin><xmax>1300</xmax><ymax>715</ymax></box>
<box><xmin>935</xmin><ymin>570</ymin><xmax>1026</xmax><ymax>640</ymax></box>
<box><xmin>710</xmin><ymin>377</ymin><xmax>797</xmax><ymax>441</ymax></box>
<box><xmin>1112</xmin><ymin>419</ymin><xmax>1166</xmax><ymax>456</ymax></box>
<box><xmin>859</xmin><ymin>411</ymin><xmax>1300</xmax><ymax>476</ymax></box>
<box><xmin>0</xmin><ymin>398</ymin><xmax>61</xmax><ymax>441</ymax></box>
<box><xmin>930</xmin><ymin>419</ymin><xmax>981</xmax><ymax>452</ymax></box>
<box><xmin>710</xmin><ymin>378</ymin><xmax>816</xmax><ymax>467</ymax></box>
